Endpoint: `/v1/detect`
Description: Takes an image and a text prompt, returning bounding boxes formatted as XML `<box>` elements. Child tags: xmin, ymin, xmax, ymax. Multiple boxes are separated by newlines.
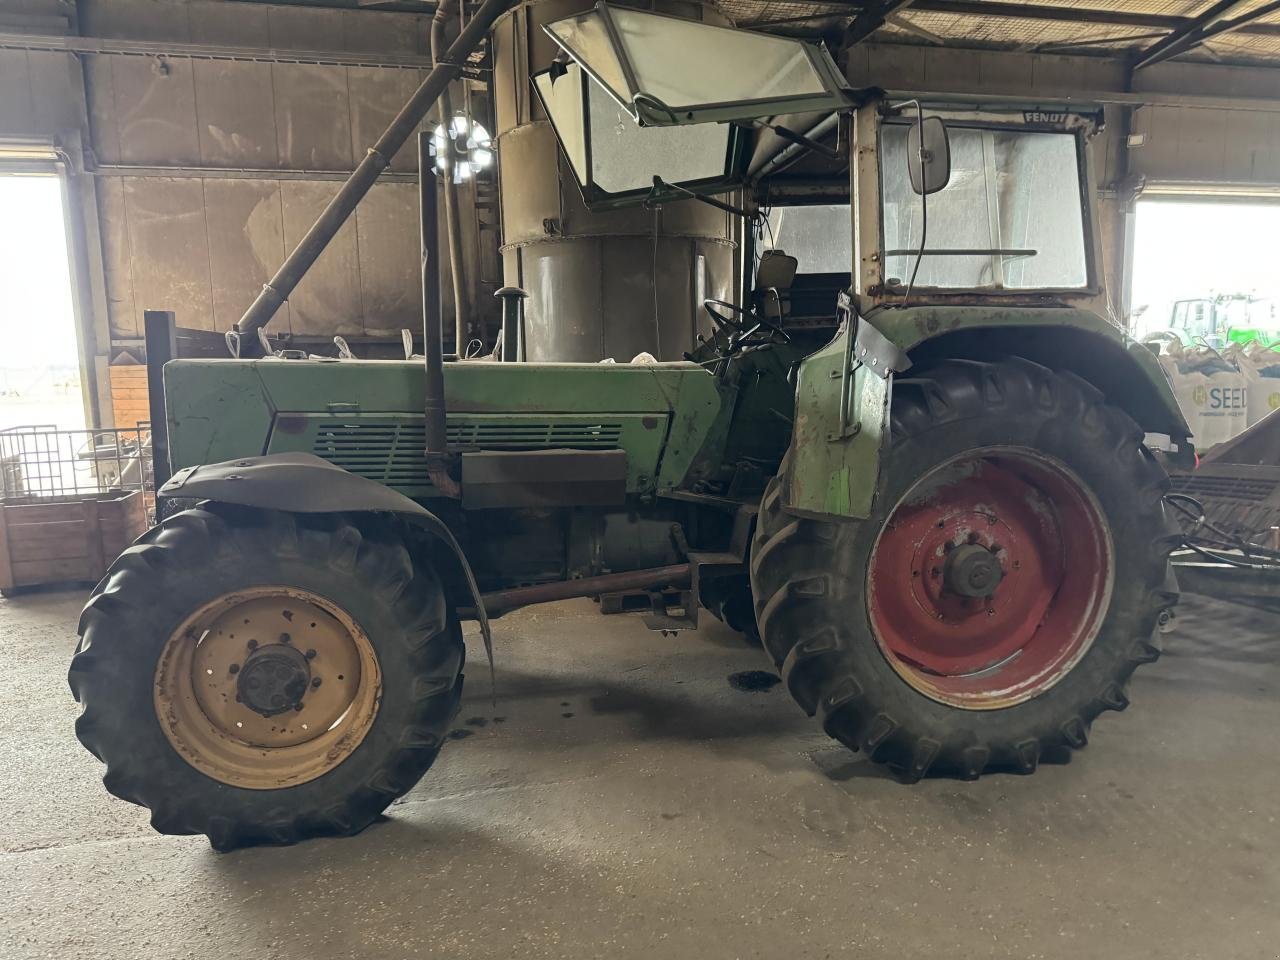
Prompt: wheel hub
<box><xmin>237</xmin><ymin>642</ymin><xmax>311</xmax><ymax>716</ymax></box>
<box><xmin>943</xmin><ymin>543</ymin><xmax>1004</xmax><ymax>598</ymax></box>
<box><xmin>867</xmin><ymin>449</ymin><xmax>1114</xmax><ymax>709</ymax></box>
<box><xmin>153</xmin><ymin>587</ymin><xmax>381</xmax><ymax>790</ymax></box>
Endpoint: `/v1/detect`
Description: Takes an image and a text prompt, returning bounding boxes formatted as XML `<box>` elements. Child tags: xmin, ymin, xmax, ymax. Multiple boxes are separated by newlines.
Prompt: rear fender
<box><xmin>159</xmin><ymin>453</ymin><xmax>492</xmax><ymax>654</ymax></box>
<box><xmin>781</xmin><ymin>310</ymin><xmax>1192</xmax><ymax>521</ymax></box>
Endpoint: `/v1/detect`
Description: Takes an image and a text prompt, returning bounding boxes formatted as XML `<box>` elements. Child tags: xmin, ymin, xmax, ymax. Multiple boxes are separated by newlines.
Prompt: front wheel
<box><xmin>751</xmin><ymin>358</ymin><xmax>1180</xmax><ymax>780</ymax></box>
<box><xmin>68</xmin><ymin>505</ymin><xmax>464</xmax><ymax>849</ymax></box>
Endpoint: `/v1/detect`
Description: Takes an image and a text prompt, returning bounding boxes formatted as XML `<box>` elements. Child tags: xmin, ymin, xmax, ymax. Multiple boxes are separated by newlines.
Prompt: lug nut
<box><xmin>280</xmin><ymin>633</ymin><xmax>291</xmax><ymax>644</ymax></box>
<box><xmin>247</xmin><ymin>639</ymin><xmax>258</xmax><ymax>651</ymax></box>
<box><xmin>311</xmin><ymin>677</ymin><xmax>322</xmax><ymax>689</ymax></box>
<box><xmin>229</xmin><ymin>663</ymin><xmax>240</xmax><ymax>674</ymax></box>
<box><xmin>304</xmin><ymin>648</ymin><xmax>317</xmax><ymax>660</ymax></box>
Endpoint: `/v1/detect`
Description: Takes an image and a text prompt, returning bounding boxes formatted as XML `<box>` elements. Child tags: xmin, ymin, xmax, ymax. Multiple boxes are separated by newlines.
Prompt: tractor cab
<box><xmin>536</xmin><ymin>2</ymin><xmax>1112</xmax><ymax>336</ymax></box>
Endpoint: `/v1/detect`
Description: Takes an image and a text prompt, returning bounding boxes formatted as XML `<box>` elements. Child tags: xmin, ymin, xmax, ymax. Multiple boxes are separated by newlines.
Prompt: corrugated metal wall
<box><xmin>0</xmin><ymin>0</ymin><xmax>460</xmax><ymax>352</ymax></box>
<box><xmin>81</xmin><ymin>0</ymin><xmax>434</xmax><ymax>341</ymax></box>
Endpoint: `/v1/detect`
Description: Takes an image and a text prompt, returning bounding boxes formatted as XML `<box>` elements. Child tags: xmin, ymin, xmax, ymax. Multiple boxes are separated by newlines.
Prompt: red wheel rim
<box><xmin>867</xmin><ymin>448</ymin><xmax>1113</xmax><ymax>709</ymax></box>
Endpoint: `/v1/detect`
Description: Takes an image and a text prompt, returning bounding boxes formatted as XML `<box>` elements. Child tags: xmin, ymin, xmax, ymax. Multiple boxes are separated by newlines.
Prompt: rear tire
<box><xmin>69</xmin><ymin>505</ymin><xmax>464</xmax><ymax>850</ymax></box>
<box><xmin>751</xmin><ymin>357</ymin><xmax>1180</xmax><ymax>780</ymax></box>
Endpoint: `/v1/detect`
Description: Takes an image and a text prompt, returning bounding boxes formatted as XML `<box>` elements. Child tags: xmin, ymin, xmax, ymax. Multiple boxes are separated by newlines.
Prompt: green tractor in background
<box><xmin>1142</xmin><ymin>292</ymin><xmax>1280</xmax><ymax>349</ymax></box>
<box><xmin>70</xmin><ymin>3</ymin><xmax>1191</xmax><ymax>850</ymax></box>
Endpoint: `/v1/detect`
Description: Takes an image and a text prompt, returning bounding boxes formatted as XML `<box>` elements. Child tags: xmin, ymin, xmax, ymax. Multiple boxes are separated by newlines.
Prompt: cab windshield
<box><xmin>880</xmin><ymin>123</ymin><xmax>1090</xmax><ymax>291</ymax></box>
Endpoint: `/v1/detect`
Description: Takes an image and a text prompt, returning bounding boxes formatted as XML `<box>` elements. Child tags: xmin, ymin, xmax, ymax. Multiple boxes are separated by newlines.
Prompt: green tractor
<box><xmin>70</xmin><ymin>3</ymin><xmax>1191</xmax><ymax>849</ymax></box>
<box><xmin>1158</xmin><ymin>293</ymin><xmax>1279</xmax><ymax>349</ymax></box>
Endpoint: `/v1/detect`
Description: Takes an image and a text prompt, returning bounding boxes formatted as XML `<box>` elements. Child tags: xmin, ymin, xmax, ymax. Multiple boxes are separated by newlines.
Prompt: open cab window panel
<box><xmin>543</xmin><ymin>2</ymin><xmax>853</xmax><ymax>126</ymax></box>
<box><xmin>874</xmin><ymin>101</ymin><xmax>1105</xmax><ymax>302</ymax></box>
<box><xmin>532</xmin><ymin>59</ymin><xmax>751</xmax><ymax>208</ymax></box>
<box><xmin>534</xmin><ymin>2</ymin><xmax>857</xmax><ymax>210</ymax></box>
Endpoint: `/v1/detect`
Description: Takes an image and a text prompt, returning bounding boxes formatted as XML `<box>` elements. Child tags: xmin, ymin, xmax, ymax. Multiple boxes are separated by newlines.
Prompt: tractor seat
<box><xmin>753</xmin><ymin>249</ymin><xmax>798</xmax><ymax>322</ymax></box>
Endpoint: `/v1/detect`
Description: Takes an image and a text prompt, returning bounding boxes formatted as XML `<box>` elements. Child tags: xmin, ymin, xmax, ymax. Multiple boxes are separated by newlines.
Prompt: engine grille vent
<box><xmin>312</xmin><ymin>419</ymin><xmax>625</xmax><ymax>488</ymax></box>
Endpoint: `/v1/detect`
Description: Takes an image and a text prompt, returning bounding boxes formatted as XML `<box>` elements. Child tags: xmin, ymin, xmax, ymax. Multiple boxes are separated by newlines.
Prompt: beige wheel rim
<box><xmin>154</xmin><ymin>586</ymin><xmax>382</xmax><ymax>790</ymax></box>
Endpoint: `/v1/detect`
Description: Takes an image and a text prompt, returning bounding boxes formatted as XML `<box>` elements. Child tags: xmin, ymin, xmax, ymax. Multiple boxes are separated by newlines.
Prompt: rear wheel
<box><xmin>69</xmin><ymin>505</ymin><xmax>463</xmax><ymax>849</ymax></box>
<box><xmin>751</xmin><ymin>358</ymin><xmax>1180</xmax><ymax>779</ymax></box>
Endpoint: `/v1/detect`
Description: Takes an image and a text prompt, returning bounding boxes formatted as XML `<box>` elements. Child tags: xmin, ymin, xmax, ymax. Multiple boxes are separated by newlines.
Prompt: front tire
<box><xmin>751</xmin><ymin>358</ymin><xmax>1180</xmax><ymax>780</ymax></box>
<box><xmin>69</xmin><ymin>505</ymin><xmax>464</xmax><ymax>850</ymax></box>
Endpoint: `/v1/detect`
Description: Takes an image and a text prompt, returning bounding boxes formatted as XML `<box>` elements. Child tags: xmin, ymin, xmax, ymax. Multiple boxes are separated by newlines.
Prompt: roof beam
<box><xmin>886</xmin><ymin>11</ymin><xmax>946</xmax><ymax>45</ymax></box>
<box><xmin>898</xmin><ymin>1</ymin><xmax>1280</xmax><ymax>38</ymax></box>
<box><xmin>1133</xmin><ymin>0</ymin><xmax>1280</xmax><ymax>69</ymax></box>
<box><xmin>843</xmin><ymin>0</ymin><xmax>917</xmax><ymax>46</ymax></box>
<box><xmin>0</xmin><ymin>30</ymin><xmax>433</xmax><ymax>68</ymax></box>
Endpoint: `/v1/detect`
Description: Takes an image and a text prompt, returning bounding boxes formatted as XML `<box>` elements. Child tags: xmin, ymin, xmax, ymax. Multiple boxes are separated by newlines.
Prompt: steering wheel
<box><xmin>702</xmin><ymin>299</ymin><xmax>790</xmax><ymax>346</ymax></box>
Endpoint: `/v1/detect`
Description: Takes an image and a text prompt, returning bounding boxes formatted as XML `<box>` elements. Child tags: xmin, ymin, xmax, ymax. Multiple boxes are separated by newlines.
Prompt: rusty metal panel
<box><xmin>121</xmin><ymin>177</ymin><xmax>214</xmax><ymax>332</ymax></box>
<box><xmin>193</xmin><ymin>60</ymin><xmax>278</xmax><ymax>167</ymax></box>
<box><xmin>202</xmin><ymin>178</ymin><xmax>290</xmax><ymax>334</ymax></box>
<box><xmin>355</xmin><ymin>182</ymin><xmax>421</xmax><ymax>335</ymax></box>
<box><xmin>96</xmin><ymin>176</ymin><xmax>138</xmax><ymax>339</ymax></box>
<box><xmin>279</xmin><ymin>180</ymin><xmax>362</xmax><ymax>336</ymax></box>
<box><xmin>185</xmin><ymin>0</ymin><xmax>269</xmax><ymax>46</ymax></box>
<box><xmin>0</xmin><ymin>50</ymin><xmax>34</xmax><ymax>133</ymax></box>
<box><xmin>272</xmin><ymin>63</ymin><xmax>353</xmax><ymax>171</ymax></box>
<box><xmin>108</xmin><ymin>55</ymin><xmax>201</xmax><ymax>164</ymax></box>
<box><xmin>347</xmin><ymin>66</ymin><xmax>425</xmax><ymax>172</ymax></box>
<box><xmin>264</xmin><ymin>5</ymin><xmax>345</xmax><ymax>51</ymax></box>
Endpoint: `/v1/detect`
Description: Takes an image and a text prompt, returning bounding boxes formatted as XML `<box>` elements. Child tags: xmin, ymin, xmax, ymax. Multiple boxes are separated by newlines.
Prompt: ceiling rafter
<box><xmin>843</xmin><ymin>0</ymin><xmax>918</xmax><ymax>45</ymax></box>
<box><xmin>1133</xmin><ymin>0</ymin><xmax>1280</xmax><ymax>69</ymax></box>
<box><xmin>752</xmin><ymin>0</ymin><xmax>1280</xmax><ymax>39</ymax></box>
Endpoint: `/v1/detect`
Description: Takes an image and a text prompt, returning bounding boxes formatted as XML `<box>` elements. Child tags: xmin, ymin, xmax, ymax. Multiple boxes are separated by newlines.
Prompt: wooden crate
<box><xmin>0</xmin><ymin>491</ymin><xmax>147</xmax><ymax>594</ymax></box>
<box><xmin>109</xmin><ymin>365</ymin><xmax>150</xmax><ymax>430</ymax></box>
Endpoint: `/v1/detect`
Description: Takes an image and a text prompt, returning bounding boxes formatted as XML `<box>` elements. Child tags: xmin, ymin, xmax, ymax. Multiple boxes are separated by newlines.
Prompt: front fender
<box><xmin>783</xmin><ymin>306</ymin><xmax>1191</xmax><ymax>521</ymax></box>
<box><xmin>159</xmin><ymin>453</ymin><xmax>492</xmax><ymax>653</ymax></box>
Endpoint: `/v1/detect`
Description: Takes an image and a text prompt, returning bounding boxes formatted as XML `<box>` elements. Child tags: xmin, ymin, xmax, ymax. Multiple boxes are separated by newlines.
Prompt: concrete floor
<box><xmin>1</xmin><ymin>590</ymin><xmax>1277</xmax><ymax>960</ymax></box>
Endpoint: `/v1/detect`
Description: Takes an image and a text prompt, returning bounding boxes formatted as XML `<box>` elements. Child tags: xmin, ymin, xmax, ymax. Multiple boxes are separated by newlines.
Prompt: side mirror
<box><xmin>907</xmin><ymin>116</ymin><xmax>951</xmax><ymax>195</ymax></box>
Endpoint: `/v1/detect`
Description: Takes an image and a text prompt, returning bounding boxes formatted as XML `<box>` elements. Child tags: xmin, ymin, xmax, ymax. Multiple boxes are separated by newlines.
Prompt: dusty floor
<box><xmin>1</xmin><ymin>589</ymin><xmax>1277</xmax><ymax>960</ymax></box>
